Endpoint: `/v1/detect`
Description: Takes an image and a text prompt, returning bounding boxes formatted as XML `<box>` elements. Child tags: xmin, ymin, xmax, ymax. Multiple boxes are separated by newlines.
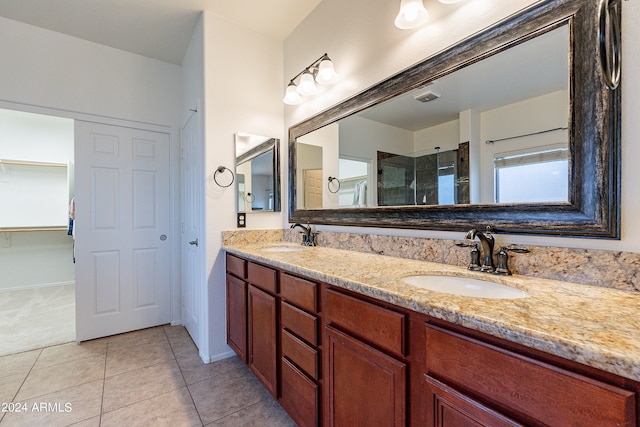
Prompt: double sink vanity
<box><xmin>224</xmin><ymin>0</ymin><xmax>633</xmax><ymax>424</ymax></box>
<box><xmin>223</xmin><ymin>238</ymin><xmax>640</xmax><ymax>426</ymax></box>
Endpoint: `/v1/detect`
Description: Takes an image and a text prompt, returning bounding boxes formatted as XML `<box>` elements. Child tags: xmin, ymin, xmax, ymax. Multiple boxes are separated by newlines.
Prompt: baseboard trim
<box><xmin>207</xmin><ymin>350</ymin><xmax>236</xmax><ymax>364</ymax></box>
<box><xmin>0</xmin><ymin>281</ymin><xmax>75</xmax><ymax>293</ymax></box>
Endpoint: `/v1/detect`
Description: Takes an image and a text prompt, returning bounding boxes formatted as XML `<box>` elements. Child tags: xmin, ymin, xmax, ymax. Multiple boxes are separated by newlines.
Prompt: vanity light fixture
<box><xmin>283</xmin><ymin>53</ymin><xmax>338</xmax><ymax>105</ymax></box>
<box><xmin>395</xmin><ymin>0</ymin><xmax>429</xmax><ymax>29</ymax></box>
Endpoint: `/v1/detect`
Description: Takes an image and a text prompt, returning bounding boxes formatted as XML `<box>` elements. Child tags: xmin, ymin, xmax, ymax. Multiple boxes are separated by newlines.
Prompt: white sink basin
<box><xmin>262</xmin><ymin>246</ymin><xmax>304</xmax><ymax>252</ymax></box>
<box><xmin>402</xmin><ymin>275</ymin><xmax>531</xmax><ymax>299</ymax></box>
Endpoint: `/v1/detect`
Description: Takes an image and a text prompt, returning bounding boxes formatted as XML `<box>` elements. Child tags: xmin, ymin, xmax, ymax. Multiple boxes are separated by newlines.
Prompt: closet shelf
<box><xmin>0</xmin><ymin>227</ymin><xmax>68</xmax><ymax>233</ymax></box>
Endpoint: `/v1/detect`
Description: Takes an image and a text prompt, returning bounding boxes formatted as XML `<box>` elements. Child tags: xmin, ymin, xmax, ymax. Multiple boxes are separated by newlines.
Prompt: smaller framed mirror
<box><xmin>235</xmin><ymin>133</ymin><xmax>281</xmax><ymax>213</ymax></box>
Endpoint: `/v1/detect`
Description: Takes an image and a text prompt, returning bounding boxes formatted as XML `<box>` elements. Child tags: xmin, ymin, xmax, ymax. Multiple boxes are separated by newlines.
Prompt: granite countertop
<box><xmin>223</xmin><ymin>241</ymin><xmax>640</xmax><ymax>382</ymax></box>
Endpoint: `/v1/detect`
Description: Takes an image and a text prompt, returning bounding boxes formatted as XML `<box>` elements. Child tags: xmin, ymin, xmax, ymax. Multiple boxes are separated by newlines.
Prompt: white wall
<box><xmin>413</xmin><ymin>119</ymin><xmax>459</xmax><ymax>157</ymax></box>
<box><xmin>201</xmin><ymin>11</ymin><xmax>285</xmax><ymax>360</ymax></box>
<box><xmin>284</xmin><ymin>0</ymin><xmax>640</xmax><ymax>252</ymax></box>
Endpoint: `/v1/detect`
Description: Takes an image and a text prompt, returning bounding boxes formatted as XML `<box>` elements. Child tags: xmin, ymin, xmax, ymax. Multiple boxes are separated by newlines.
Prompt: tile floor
<box><xmin>0</xmin><ymin>325</ymin><xmax>297</xmax><ymax>426</ymax></box>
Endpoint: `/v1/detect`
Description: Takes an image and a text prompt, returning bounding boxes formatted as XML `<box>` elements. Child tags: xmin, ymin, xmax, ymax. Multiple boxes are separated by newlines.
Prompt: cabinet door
<box><xmin>426</xmin><ymin>376</ymin><xmax>523</xmax><ymax>427</ymax></box>
<box><xmin>226</xmin><ymin>274</ymin><xmax>247</xmax><ymax>362</ymax></box>
<box><xmin>324</xmin><ymin>326</ymin><xmax>406</xmax><ymax>427</ymax></box>
<box><xmin>248</xmin><ymin>285</ymin><xmax>278</xmax><ymax>397</ymax></box>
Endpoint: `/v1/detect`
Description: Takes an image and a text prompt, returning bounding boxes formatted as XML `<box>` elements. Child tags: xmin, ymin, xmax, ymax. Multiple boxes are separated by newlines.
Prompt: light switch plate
<box><xmin>237</xmin><ymin>212</ymin><xmax>246</xmax><ymax>228</ymax></box>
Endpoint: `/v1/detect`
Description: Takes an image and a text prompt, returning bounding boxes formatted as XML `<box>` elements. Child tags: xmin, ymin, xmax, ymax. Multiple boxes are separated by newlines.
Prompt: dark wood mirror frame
<box><xmin>288</xmin><ymin>0</ymin><xmax>621</xmax><ymax>238</ymax></box>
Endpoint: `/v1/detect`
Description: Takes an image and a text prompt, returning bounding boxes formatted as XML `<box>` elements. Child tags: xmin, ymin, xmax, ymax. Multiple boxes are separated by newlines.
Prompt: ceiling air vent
<box><xmin>414</xmin><ymin>90</ymin><xmax>440</xmax><ymax>103</ymax></box>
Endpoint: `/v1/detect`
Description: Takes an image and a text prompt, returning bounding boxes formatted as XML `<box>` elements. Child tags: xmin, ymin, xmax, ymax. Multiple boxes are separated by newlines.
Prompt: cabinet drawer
<box><xmin>247</xmin><ymin>262</ymin><xmax>277</xmax><ymax>294</ymax></box>
<box><xmin>282</xmin><ymin>301</ymin><xmax>318</xmax><ymax>346</ymax></box>
<box><xmin>325</xmin><ymin>289</ymin><xmax>405</xmax><ymax>356</ymax></box>
<box><xmin>280</xmin><ymin>357</ymin><xmax>319</xmax><ymax>427</ymax></box>
<box><xmin>226</xmin><ymin>253</ymin><xmax>246</xmax><ymax>279</ymax></box>
<box><xmin>282</xmin><ymin>329</ymin><xmax>319</xmax><ymax>380</ymax></box>
<box><xmin>281</xmin><ymin>273</ymin><xmax>317</xmax><ymax>312</ymax></box>
<box><xmin>426</xmin><ymin>324</ymin><xmax>636</xmax><ymax>427</ymax></box>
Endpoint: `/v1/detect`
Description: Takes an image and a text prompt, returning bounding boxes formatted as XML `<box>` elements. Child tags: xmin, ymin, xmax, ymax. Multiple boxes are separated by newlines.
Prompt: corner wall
<box><xmin>201</xmin><ymin>11</ymin><xmax>285</xmax><ymax>360</ymax></box>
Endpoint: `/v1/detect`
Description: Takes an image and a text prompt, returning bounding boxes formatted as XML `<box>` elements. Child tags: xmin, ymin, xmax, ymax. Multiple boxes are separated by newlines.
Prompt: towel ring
<box><xmin>244</xmin><ymin>192</ymin><xmax>254</xmax><ymax>203</ymax></box>
<box><xmin>599</xmin><ymin>0</ymin><xmax>621</xmax><ymax>90</ymax></box>
<box><xmin>213</xmin><ymin>166</ymin><xmax>235</xmax><ymax>188</ymax></box>
<box><xmin>328</xmin><ymin>177</ymin><xmax>340</xmax><ymax>193</ymax></box>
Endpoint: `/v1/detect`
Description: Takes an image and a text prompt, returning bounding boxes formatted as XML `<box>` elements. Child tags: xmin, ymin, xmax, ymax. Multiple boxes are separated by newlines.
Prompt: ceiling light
<box><xmin>395</xmin><ymin>0</ymin><xmax>429</xmax><ymax>29</ymax></box>
<box><xmin>283</xmin><ymin>53</ymin><xmax>338</xmax><ymax>105</ymax></box>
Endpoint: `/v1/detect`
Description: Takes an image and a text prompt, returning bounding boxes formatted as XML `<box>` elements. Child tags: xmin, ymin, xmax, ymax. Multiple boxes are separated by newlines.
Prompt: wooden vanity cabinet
<box><xmin>225</xmin><ymin>254</ymin><xmax>247</xmax><ymax>362</ymax></box>
<box><xmin>323</xmin><ymin>287</ymin><xmax>409</xmax><ymax>427</ymax></box>
<box><xmin>424</xmin><ymin>322</ymin><xmax>637</xmax><ymax>427</ymax></box>
<box><xmin>247</xmin><ymin>261</ymin><xmax>278</xmax><ymax>398</ymax></box>
<box><xmin>226</xmin><ymin>253</ymin><xmax>640</xmax><ymax>427</ymax></box>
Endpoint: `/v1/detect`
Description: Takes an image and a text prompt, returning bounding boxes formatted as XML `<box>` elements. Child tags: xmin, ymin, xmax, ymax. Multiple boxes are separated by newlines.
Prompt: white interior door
<box><xmin>74</xmin><ymin>121</ymin><xmax>171</xmax><ymax>342</ymax></box>
<box><xmin>180</xmin><ymin>112</ymin><xmax>204</xmax><ymax>349</ymax></box>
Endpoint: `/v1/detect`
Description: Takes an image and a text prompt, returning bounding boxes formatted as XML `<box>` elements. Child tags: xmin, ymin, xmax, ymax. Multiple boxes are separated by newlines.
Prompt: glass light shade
<box><xmin>439</xmin><ymin>0</ymin><xmax>465</xmax><ymax>3</ymax></box>
<box><xmin>297</xmin><ymin>70</ymin><xmax>317</xmax><ymax>96</ymax></box>
<box><xmin>395</xmin><ymin>0</ymin><xmax>429</xmax><ymax>29</ymax></box>
<box><xmin>315</xmin><ymin>58</ymin><xmax>337</xmax><ymax>84</ymax></box>
<box><xmin>283</xmin><ymin>82</ymin><xmax>302</xmax><ymax>105</ymax></box>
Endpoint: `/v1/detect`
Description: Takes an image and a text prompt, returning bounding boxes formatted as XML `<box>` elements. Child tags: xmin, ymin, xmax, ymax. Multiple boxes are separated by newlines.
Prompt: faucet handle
<box><xmin>455</xmin><ymin>242</ymin><xmax>472</xmax><ymax>248</ymax></box>
<box><xmin>495</xmin><ymin>246</ymin><xmax>530</xmax><ymax>275</ymax></box>
<box><xmin>503</xmin><ymin>246</ymin><xmax>530</xmax><ymax>254</ymax></box>
<box><xmin>455</xmin><ymin>242</ymin><xmax>481</xmax><ymax>271</ymax></box>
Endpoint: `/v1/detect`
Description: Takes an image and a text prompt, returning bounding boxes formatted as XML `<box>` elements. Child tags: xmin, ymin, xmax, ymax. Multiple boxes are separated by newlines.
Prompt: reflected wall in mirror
<box><xmin>299</xmin><ymin>24</ymin><xmax>569</xmax><ymax>209</ymax></box>
<box><xmin>288</xmin><ymin>0</ymin><xmax>620</xmax><ymax>238</ymax></box>
<box><xmin>235</xmin><ymin>133</ymin><xmax>280</xmax><ymax>213</ymax></box>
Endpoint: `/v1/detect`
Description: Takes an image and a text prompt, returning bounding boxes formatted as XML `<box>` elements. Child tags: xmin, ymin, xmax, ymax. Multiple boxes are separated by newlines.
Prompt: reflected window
<box><xmin>494</xmin><ymin>146</ymin><xmax>568</xmax><ymax>203</ymax></box>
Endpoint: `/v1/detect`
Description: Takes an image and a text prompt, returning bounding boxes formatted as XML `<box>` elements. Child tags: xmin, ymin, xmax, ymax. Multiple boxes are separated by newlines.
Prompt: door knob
<box><xmin>189</xmin><ymin>239</ymin><xmax>199</xmax><ymax>246</ymax></box>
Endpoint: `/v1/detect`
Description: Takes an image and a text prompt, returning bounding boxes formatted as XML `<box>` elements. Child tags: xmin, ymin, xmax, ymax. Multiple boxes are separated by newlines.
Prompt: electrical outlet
<box><xmin>237</xmin><ymin>212</ymin><xmax>246</xmax><ymax>228</ymax></box>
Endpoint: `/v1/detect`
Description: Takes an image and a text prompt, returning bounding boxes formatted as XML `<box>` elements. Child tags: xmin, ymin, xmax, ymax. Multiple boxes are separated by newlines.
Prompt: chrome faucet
<box><xmin>465</xmin><ymin>227</ymin><xmax>495</xmax><ymax>272</ymax></box>
<box><xmin>290</xmin><ymin>223</ymin><xmax>318</xmax><ymax>246</ymax></box>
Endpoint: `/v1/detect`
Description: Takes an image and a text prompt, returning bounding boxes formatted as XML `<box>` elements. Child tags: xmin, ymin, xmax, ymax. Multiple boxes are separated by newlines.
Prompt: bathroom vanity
<box><xmin>224</xmin><ymin>242</ymin><xmax>640</xmax><ymax>426</ymax></box>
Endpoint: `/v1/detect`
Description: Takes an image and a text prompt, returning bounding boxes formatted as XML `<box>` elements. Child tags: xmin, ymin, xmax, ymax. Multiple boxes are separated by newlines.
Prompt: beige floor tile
<box><xmin>67</xmin><ymin>415</ymin><xmax>101</xmax><ymax>426</ymax></box>
<box><xmin>188</xmin><ymin>364</ymin><xmax>270</xmax><ymax>424</ymax></box>
<box><xmin>0</xmin><ymin>349</ymin><xmax>40</xmax><ymax>379</ymax></box>
<box><xmin>15</xmin><ymin>353</ymin><xmax>105</xmax><ymax>401</ymax></box>
<box><xmin>206</xmin><ymin>397</ymin><xmax>297</xmax><ymax>427</ymax></box>
<box><xmin>105</xmin><ymin>326</ymin><xmax>168</xmax><ymax>349</ymax></box>
<box><xmin>102</xmin><ymin>360</ymin><xmax>185</xmax><ymax>413</ymax></box>
<box><xmin>105</xmin><ymin>339</ymin><xmax>175</xmax><ymax>377</ymax></box>
<box><xmin>0</xmin><ymin>373</ymin><xmax>27</xmax><ymax>404</ymax></box>
<box><xmin>34</xmin><ymin>340</ymin><xmax>107</xmax><ymax>370</ymax></box>
<box><xmin>164</xmin><ymin>324</ymin><xmax>191</xmax><ymax>341</ymax></box>
<box><xmin>173</xmin><ymin>340</ymin><xmax>202</xmax><ymax>365</ymax></box>
<box><xmin>180</xmin><ymin>356</ymin><xmax>245</xmax><ymax>385</ymax></box>
<box><xmin>100</xmin><ymin>387</ymin><xmax>202</xmax><ymax>427</ymax></box>
<box><xmin>1</xmin><ymin>379</ymin><xmax>103</xmax><ymax>427</ymax></box>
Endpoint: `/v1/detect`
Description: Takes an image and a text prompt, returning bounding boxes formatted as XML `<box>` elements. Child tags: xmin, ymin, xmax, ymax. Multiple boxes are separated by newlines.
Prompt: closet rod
<box><xmin>0</xmin><ymin>227</ymin><xmax>67</xmax><ymax>233</ymax></box>
<box><xmin>0</xmin><ymin>159</ymin><xmax>67</xmax><ymax>168</ymax></box>
<box><xmin>485</xmin><ymin>127</ymin><xmax>568</xmax><ymax>145</ymax></box>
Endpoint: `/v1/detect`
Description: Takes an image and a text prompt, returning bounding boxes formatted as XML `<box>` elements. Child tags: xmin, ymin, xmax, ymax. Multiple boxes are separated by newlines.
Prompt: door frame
<box><xmin>0</xmin><ymin>99</ymin><xmax>182</xmax><ymax>329</ymax></box>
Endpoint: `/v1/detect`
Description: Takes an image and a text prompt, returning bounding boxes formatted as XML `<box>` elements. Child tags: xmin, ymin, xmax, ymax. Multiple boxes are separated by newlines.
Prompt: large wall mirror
<box><xmin>289</xmin><ymin>0</ymin><xmax>621</xmax><ymax>238</ymax></box>
<box><xmin>236</xmin><ymin>133</ymin><xmax>281</xmax><ymax>212</ymax></box>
